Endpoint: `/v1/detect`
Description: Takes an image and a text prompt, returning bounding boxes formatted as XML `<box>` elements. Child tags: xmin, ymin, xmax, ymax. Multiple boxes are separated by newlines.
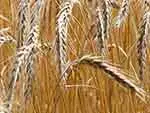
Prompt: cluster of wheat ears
<box><xmin>0</xmin><ymin>0</ymin><xmax>150</xmax><ymax>113</ymax></box>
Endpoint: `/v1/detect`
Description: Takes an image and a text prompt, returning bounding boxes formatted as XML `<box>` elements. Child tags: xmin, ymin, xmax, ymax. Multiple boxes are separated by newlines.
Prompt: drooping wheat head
<box><xmin>75</xmin><ymin>55</ymin><xmax>146</xmax><ymax>101</ymax></box>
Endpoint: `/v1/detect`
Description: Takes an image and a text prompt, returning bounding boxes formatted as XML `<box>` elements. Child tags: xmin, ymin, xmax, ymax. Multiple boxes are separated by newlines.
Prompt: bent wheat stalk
<box><xmin>65</xmin><ymin>55</ymin><xmax>146</xmax><ymax>101</ymax></box>
<box><xmin>56</xmin><ymin>0</ymin><xmax>79</xmax><ymax>81</ymax></box>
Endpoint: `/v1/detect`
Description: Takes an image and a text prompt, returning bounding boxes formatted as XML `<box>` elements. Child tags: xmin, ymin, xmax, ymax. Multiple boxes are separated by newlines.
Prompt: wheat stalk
<box><xmin>56</xmin><ymin>0</ymin><xmax>79</xmax><ymax>81</ymax></box>
<box><xmin>137</xmin><ymin>11</ymin><xmax>150</xmax><ymax>80</ymax></box>
<box><xmin>115</xmin><ymin>0</ymin><xmax>129</xmax><ymax>27</ymax></box>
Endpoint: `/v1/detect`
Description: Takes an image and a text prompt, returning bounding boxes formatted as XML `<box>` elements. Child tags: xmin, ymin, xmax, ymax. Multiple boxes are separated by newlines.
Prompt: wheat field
<box><xmin>0</xmin><ymin>0</ymin><xmax>150</xmax><ymax>113</ymax></box>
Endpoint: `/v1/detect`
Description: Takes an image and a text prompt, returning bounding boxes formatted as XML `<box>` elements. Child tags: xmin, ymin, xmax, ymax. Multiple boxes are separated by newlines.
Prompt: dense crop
<box><xmin>0</xmin><ymin>0</ymin><xmax>150</xmax><ymax>113</ymax></box>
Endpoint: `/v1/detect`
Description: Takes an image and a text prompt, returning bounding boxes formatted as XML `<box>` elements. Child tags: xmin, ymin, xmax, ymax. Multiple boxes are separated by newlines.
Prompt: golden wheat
<box><xmin>56</xmin><ymin>0</ymin><xmax>79</xmax><ymax>81</ymax></box>
<box><xmin>0</xmin><ymin>0</ymin><xmax>150</xmax><ymax>113</ymax></box>
<box><xmin>115</xmin><ymin>0</ymin><xmax>129</xmax><ymax>27</ymax></box>
<box><xmin>137</xmin><ymin>11</ymin><xmax>150</xmax><ymax>80</ymax></box>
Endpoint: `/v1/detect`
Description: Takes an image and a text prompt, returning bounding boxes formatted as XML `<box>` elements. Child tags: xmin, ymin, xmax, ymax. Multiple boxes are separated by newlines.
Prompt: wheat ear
<box><xmin>0</xmin><ymin>34</ymin><xmax>16</xmax><ymax>47</ymax></box>
<box><xmin>95</xmin><ymin>0</ymin><xmax>111</xmax><ymax>55</ymax></box>
<box><xmin>144</xmin><ymin>0</ymin><xmax>150</xmax><ymax>9</ymax></box>
<box><xmin>5</xmin><ymin>0</ymin><xmax>42</xmax><ymax>111</ymax></box>
<box><xmin>24</xmin><ymin>0</ymin><xmax>42</xmax><ymax>101</ymax></box>
<box><xmin>75</xmin><ymin>55</ymin><xmax>146</xmax><ymax>101</ymax></box>
<box><xmin>5</xmin><ymin>0</ymin><xmax>30</xmax><ymax>110</ymax></box>
<box><xmin>107</xmin><ymin>0</ymin><xmax>120</xmax><ymax>9</ymax></box>
<box><xmin>115</xmin><ymin>0</ymin><xmax>129</xmax><ymax>27</ymax></box>
<box><xmin>17</xmin><ymin>0</ymin><xmax>30</xmax><ymax>47</ymax></box>
<box><xmin>56</xmin><ymin>0</ymin><xmax>79</xmax><ymax>81</ymax></box>
<box><xmin>137</xmin><ymin>11</ymin><xmax>150</xmax><ymax>80</ymax></box>
<box><xmin>95</xmin><ymin>8</ymin><xmax>103</xmax><ymax>54</ymax></box>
